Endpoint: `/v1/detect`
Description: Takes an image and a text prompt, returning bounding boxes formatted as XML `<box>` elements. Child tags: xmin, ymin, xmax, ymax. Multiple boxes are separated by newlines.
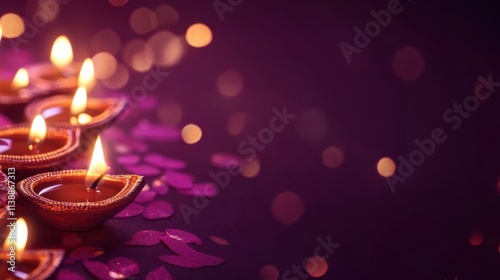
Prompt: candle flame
<box><xmin>29</xmin><ymin>115</ymin><xmax>46</xmax><ymax>144</ymax></box>
<box><xmin>0</xmin><ymin>26</ymin><xmax>2</xmax><ymax>43</ymax></box>
<box><xmin>86</xmin><ymin>135</ymin><xmax>109</xmax><ymax>186</ymax></box>
<box><xmin>78</xmin><ymin>58</ymin><xmax>95</xmax><ymax>88</ymax></box>
<box><xmin>70</xmin><ymin>86</ymin><xmax>87</xmax><ymax>116</ymax></box>
<box><xmin>50</xmin><ymin>36</ymin><xmax>73</xmax><ymax>70</ymax></box>
<box><xmin>3</xmin><ymin>218</ymin><xmax>28</xmax><ymax>259</ymax></box>
<box><xmin>11</xmin><ymin>68</ymin><xmax>29</xmax><ymax>91</ymax></box>
<box><xmin>78</xmin><ymin>113</ymin><xmax>92</xmax><ymax>124</ymax></box>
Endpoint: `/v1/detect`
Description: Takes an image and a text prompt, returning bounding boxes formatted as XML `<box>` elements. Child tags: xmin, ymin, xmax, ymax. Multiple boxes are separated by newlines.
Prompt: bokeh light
<box><xmin>181</xmin><ymin>124</ymin><xmax>202</xmax><ymax>144</ymax></box>
<box><xmin>392</xmin><ymin>46</ymin><xmax>425</xmax><ymax>81</ymax></box>
<box><xmin>130</xmin><ymin>7</ymin><xmax>158</xmax><ymax>35</ymax></box>
<box><xmin>148</xmin><ymin>30</ymin><xmax>185</xmax><ymax>67</ymax></box>
<box><xmin>295</xmin><ymin>108</ymin><xmax>328</xmax><ymax>142</ymax></box>
<box><xmin>91</xmin><ymin>29</ymin><xmax>122</xmax><ymax>55</ymax></box>
<box><xmin>0</xmin><ymin>13</ymin><xmax>25</xmax><ymax>38</ymax></box>
<box><xmin>121</xmin><ymin>39</ymin><xmax>154</xmax><ymax>72</ymax></box>
<box><xmin>259</xmin><ymin>265</ymin><xmax>279</xmax><ymax>280</ymax></box>
<box><xmin>92</xmin><ymin>52</ymin><xmax>117</xmax><ymax>80</ymax></box>
<box><xmin>158</xmin><ymin>102</ymin><xmax>183</xmax><ymax>125</ymax></box>
<box><xmin>155</xmin><ymin>5</ymin><xmax>179</xmax><ymax>26</ymax></box>
<box><xmin>109</xmin><ymin>0</ymin><xmax>128</xmax><ymax>7</ymax></box>
<box><xmin>186</xmin><ymin>23</ymin><xmax>213</xmax><ymax>48</ymax></box>
<box><xmin>377</xmin><ymin>157</ymin><xmax>396</xmax><ymax>177</ymax></box>
<box><xmin>101</xmin><ymin>63</ymin><xmax>129</xmax><ymax>89</ymax></box>
<box><xmin>271</xmin><ymin>191</ymin><xmax>304</xmax><ymax>225</ymax></box>
<box><xmin>240</xmin><ymin>158</ymin><xmax>261</xmax><ymax>178</ymax></box>
<box><xmin>306</xmin><ymin>256</ymin><xmax>328</xmax><ymax>278</ymax></box>
<box><xmin>469</xmin><ymin>231</ymin><xmax>483</xmax><ymax>246</ymax></box>
<box><xmin>217</xmin><ymin>70</ymin><xmax>244</xmax><ymax>97</ymax></box>
<box><xmin>322</xmin><ymin>146</ymin><xmax>345</xmax><ymax>168</ymax></box>
<box><xmin>227</xmin><ymin>112</ymin><xmax>248</xmax><ymax>136</ymax></box>
<box><xmin>36</xmin><ymin>1</ymin><xmax>59</xmax><ymax>22</ymax></box>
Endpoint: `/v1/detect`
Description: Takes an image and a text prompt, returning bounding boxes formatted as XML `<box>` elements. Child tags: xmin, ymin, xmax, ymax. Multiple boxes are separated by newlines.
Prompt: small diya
<box><xmin>0</xmin><ymin>116</ymin><xmax>80</xmax><ymax>174</ymax></box>
<box><xmin>17</xmin><ymin>136</ymin><xmax>146</xmax><ymax>231</ymax></box>
<box><xmin>0</xmin><ymin>68</ymin><xmax>41</xmax><ymax>121</ymax></box>
<box><xmin>27</xmin><ymin>36</ymin><xmax>94</xmax><ymax>95</ymax></box>
<box><xmin>0</xmin><ymin>218</ymin><xmax>64</xmax><ymax>280</ymax></box>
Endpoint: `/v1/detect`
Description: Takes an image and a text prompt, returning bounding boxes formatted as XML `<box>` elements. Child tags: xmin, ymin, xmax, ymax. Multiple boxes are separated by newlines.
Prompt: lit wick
<box><xmin>28</xmin><ymin>115</ymin><xmax>46</xmax><ymax>153</ymax></box>
<box><xmin>86</xmin><ymin>135</ymin><xmax>109</xmax><ymax>190</ymax></box>
<box><xmin>90</xmin><ymin>167</ymin><xmax>109</xmax><ymax>190</ymax></box>
<box><xmin>51</xmin><ymin>35</ymin><xmax>73</xmax><ymax>77</ymax></box>
<box><xmin>70</xmin><ymin>86</ymin><xmax>87</xmax><ymax>125</ymax></box>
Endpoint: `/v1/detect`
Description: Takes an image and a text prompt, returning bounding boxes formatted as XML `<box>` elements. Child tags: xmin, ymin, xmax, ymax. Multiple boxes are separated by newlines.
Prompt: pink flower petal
<box><xmin>146</xmin><ymin>266</ymin><xmax>174</xmax><ymax>280</ymax></box>
<box><xmin>144</xmin><ymin>154</ymin><xmax>186</xmax><ymax>169</ymax></box>
<box><xmin>209</xmin><ymin>235</ymin><xmax>230</xmax><ymax>246</ymax></box>
<box><xmin>62</xmin><ymin>233</ymin><xmax>83</xmax><ymax>250</ymax></box>
<box><xmin>164</xmin><ymin>229</ymin><xmax>202</xmax><ymax>245</ymax></box>
<box><xmin>165</xmin><ymin>171</ymin><xmax>193</xmax><ymax>189</ymax></box>
<box><xmin>116</xmin><ymin>154</ymin><xmax>141</xmax><ymax>166</ymax></box>
<box><xmin>108</xmin><ymin>257</ymin><xmax>140</xmax><ymax>276</ymax></box>
<box><xmin>132</xmin><ymin>123</ymin><xmax>181</xmax><ymax>142</ymax></box>
<box><xmin>142</xmin><ymin>201</ymin><xmax>174</xmax><ymax>220</ymax></box>
<box><xmin>210</xmin><ymin>153</ymin><xmax>241</xmax><ymax>169</ymax></box>
<box><xmin>151</xmin><ymin>179</ymin><xmax>169</xmax><ymax>195</ymax></box>
<box><xmin>83</xmin><ymin>260</ymin><xmax>113</xmax><ymax>280</ymax></box>
<box><xmin>56</xmin><ymin>269</ymin><xmax>86</xmax><ymax>280</ymax></box>
<box><xmin>114</xmin><ymin>203</ymin><xmax>144</xmax><ymax>218</ymax></box>
<box><xmin>158</xmin><ymin>255</ymin><xmax>204</xmax><ymax>268</ymax></box>
<box><xmin>134</xmin><ymin>190</ymin><xmax>156</xmax><ymax>203</ymax></box>
<box><xmin>69</xmin><ymin>246</ymin><xmax>105</xmax><ymax>260</ymax></box>
<box><xmin>124</xmin><ymin>164</ymin><xmax>161</xmax><ymax>176</ymax></box>
<box><xmin>160</xmin><ymin>235</ymin><xmax>224</xmax><ymax>266</ymax></box>
<box><xmin>179</xmin><ymin>182</ymin><xmax>218</xmax><ymax>197</ymax></box>
<box><xmin>125</xmin><ymin>230</ymin><xmax>165</xmax><ymax>246</ymax></box>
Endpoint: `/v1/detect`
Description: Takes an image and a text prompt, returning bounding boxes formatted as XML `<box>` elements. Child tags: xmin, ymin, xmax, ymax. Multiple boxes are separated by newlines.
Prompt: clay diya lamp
<box><xmin>0</xmin><ymin>68</ymin><xmax>37</xmax><ymax>121</ymax></box>
<box><xmin>0</xmin><ymin>218</ymin><xmax>64</xmax><ymax>280</ymax></box>
<box><xmin>27</xmin><ymin>36</ymin><xmax>95</xmax><ymax>95</ymax></box>
<box><xmin>0</xmin><ymin>115</ymin><xmax>80</xmax><ymax>179</ymax></box>
<box><xmin>17</xmin><ymin>136</ymin><xmax>146</xmax><ymax>231</ymax></box>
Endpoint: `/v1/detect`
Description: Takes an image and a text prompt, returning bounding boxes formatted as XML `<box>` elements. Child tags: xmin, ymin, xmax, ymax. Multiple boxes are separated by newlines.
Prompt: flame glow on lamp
<box><xmin>11</xmin><ymin>68</ymin><xmax>29</xmax><ymax>91</ymax></box>
<box><xmin>28</xmin><ymin>115</ymin><xmax>47</xmax><ymax>149</ymax></box>
<box><xmin>86</xmin><ymin>135</ymin><xmax>109</xmax><ymax>188</ymax></box>
<box><xmin>2</xmin><ymin>218</ymin><xmax>28</xmax><ymax>260</ymax></box>
<box><xmin>70</xmin><ymin>86</ymin><xmax>88</xmax><ymax>124</ymax></box>
<box><xmin>0</xmin><ymin>25</ymin><xmax>2</xmax><ymax>42</ymax></box>
<box><xmin>50</xmin><ymin>36</ymin><xmax>73</xmax><ymax>70</ymax></box>
<box><xmin>78</xmin><ymin>58</ymin><xmax>95</xmax><ymax>88</ymax></box>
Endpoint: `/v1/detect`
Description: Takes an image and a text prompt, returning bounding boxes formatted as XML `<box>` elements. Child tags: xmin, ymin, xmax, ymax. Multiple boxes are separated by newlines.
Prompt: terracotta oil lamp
<box><xmin>17</xmin><ymin>136</ymin><xmax>146</xmax><ymax>231</ymax></box>
<box><xmin>0</xmin><ymin>218</ymin><xmax>64</xmax><ymax>280</ymax></box>
<box><xmin>0</xmin><ymin>68</ymin><xmax>39</xmax><ymax>121</ymax></box>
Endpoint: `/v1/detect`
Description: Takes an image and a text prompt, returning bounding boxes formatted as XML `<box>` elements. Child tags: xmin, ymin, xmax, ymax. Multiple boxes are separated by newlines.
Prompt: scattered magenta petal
<box><xmin>69</xmin><ymin>247</ymin><xmax>105</xmax><ymax>260</ymax></box>
<box><xmin>108</xmin><ymin>257</ymin><xmax>140</xmax><ymax>276</ymax></box>
<box><xmin>165</xmin><ymin>171</ymin><xmax>194</xmax><ymax>189</ymax></box>
<box><xmin>62</xmin><ymin>233</ymin><xmax>83</xmax><ymax>250</ymax></box>
<box><xmin>114</xmin><ymin>203</ymin><xmax>144</xmax><ymax>218</ymax></box>
<box><xmin>210</xmin><ymin>153</ymin><xmax>241</xmax><ymax>169</ymax></box>
<box><xmin>158</xmin><ymin>255</ymin><xmax>205</xmax><ymax>268</ymax></box>
<box><xmin>56</xmin><ymin>269</ymin><xmax>86</xmax><ymax>280</ymax></box>
<box><xmin>116</xmin><ymin>154</ymin><xmax>141</xmax><ymax>166</ymax></box>
<box><xmin>125</xmin><ymin>164</ymin><xmax>161</xmax><ymax>176</ymax></box>
<box><xmin>179</xmin><ymin>182</ymin><xmax>218</xmax><ymax>197</ymax></box>
<box><xmin>125</xmin><ymin>230</ymin><xmax>166</xmax><ymax>246</ymax></box>
<box><xmin>142</xmin><ymin>200</ymin><xmax>174</xmax><ymax>220</ymax></box>
<box><xmin>83</xmin><ymin>260</ymin><xmax>113</xmax><ymax>280</ymax></box>
<box><xmin>134</xmin><ymin>190</ymin><xmax>156</xmax><ymax>203</ymax></box>
<box><xmin>165</xmin><ymin>229</ymin><xmax>202</xmax><ymax>245</ymax></box>
<box><xmin>146</xmin><ymin>266</ymin><xmax>174</xmax><ymax>280</ymax></box>
<box><xmin>132</xmin><ymin>123</ymin><xmax>181</xmax><ymax>142</ymax></box>
<box><xmin>145</xmin><ymin>154</ymin><xmax>187</xmax><ymax>169</ymax></box>
<box><xmin>209</xmin><ymin>235</ymin><xmax>230</xmax><ymax>246</ymax></box>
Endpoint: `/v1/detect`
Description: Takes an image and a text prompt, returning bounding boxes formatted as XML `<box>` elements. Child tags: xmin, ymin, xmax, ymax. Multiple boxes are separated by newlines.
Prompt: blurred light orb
<box><xmin>306</xmin><ymin>256</ymin><xmax>328</xmax><ymax>278</ymax></box>
<box><xmin>91</xmin><ymin>29</ymin><xmax>122</xmax><ymax>55</ymax></box>
<box><xmin>121</xmin><ymin>39</ymin><xmax>153</xmax><ymax>72</ymax></box>
<box><xmin>322</xmin><ymin>146</ymin><xmax>345</xmax><ymax>168</ymax></box>
<box><xmin>469</xmin><ymin>231</ymin><xmax>483</xmax><ymax>246</ymax></box>
<box><xmin>392</xmin><ymin>46</ymin><xmax>425</xmax><ymax>81</ymax></box>
<box><xmin>182</xmin><ymin>124</ymin><xmax>202</xmax><ymax>144</ymax></box>
<box><xmin>130</xmin><ymin>7</ymin><xmax>158</xmax><ymax>35</ymax></box>
<box><xmin>101</xmin><ymin>63</ymin><xmax>129</xmax><ymax>89</ymax></box>
<box><xmin>148</xmin><ymin>31</ymin><xmax>185</xmax><ymax>67</ymax></box>
<box><xmin>37</xmin><ymin>0</ymin><xmax>59</xmax><ymax>22</ymax></box>
<box><xmin>377</xmin><ymin>157</ymin><xmax>396</xmax><ymax>177</ymax></box>
<box><xmin>158</xmin><ymin>102</ymin><xmax>183</xmax><ymax>125</ymax></box>
<box><xmin>155</xmin><ymin>5</ymin><xmax>179</xmax><ymax>26</ymax></box>
<box><xmin>0</xmin><ymin>13</ymin><xmax>25</xmax><ymax>38</ymax></box>
<box><xmin>92</xmin><ymin>52</ymin><xmax>117</xmax><ymax>80</ymax></box>
<box><xmin>186</xmin><ymin>23</ymin><xmax>213</xmax><ymax>48</ymax></box>
<box><xmin>259</xmin><ymin>265</ymin><xmax>279</xmax><ymax>280</ymax></box>
<box><xmin>227</xmin><ymin>112</ymin><xmax>248</xmax><ymax>136</ymax></box>
<box><xmin>240</xmin><ymin>158</ymin><xmax>261</xmax><ymax>178</ymax></box>
<box><xmin>109</xmin><ymin>0</ymin><xmax>128</xmax><ymax>7</ymax></box>
<box><xmin>217</xmin><ymin>70</ymin><xmax>244</xmax><ymax>97</ymax></box>
<box><xmin>271</xmin><ymin>191</ymin><xmax>304</xmax><ymax>225</ymax></box>
<box><xmin>295</xmin><ymin>108</ymin><xmax>328</xmax><ymax>142</ymax></box>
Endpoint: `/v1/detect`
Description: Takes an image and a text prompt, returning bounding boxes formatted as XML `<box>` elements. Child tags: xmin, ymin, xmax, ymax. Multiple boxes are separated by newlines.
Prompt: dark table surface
<box><xmin>1</xmin><ymin>0</ymin><xmax>500</xmax><ymax>279</ymax></box>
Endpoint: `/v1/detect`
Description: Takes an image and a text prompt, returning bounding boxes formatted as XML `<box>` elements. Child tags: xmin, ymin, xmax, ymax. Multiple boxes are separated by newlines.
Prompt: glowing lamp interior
<box><xmin>29</xmin><ymin>115</ymin><xmax>47</xmax><ymax>144</ymax></box>
<box><xmin>86</xmin><ymin>135</ymin><xmax>109</xmax><ymax>185</ymax></box>
<box><xmin>11</xmin><ymin>68</ymin><xmax>29</xmax><ymax>91</ymax></box>
<box><xmin>50</xmin><ymin>36</ymin><xmax>73</xmax><ymax>70</ymax></box>
<box><xmin>78</xmin><ymin>58</ymin><xmax>95</xmax><ymax>88</ymax></box>
<box><xmin>70</xmin><ymin>86</ymin><xmax>87</xmax><ymax>116</ymax></box>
